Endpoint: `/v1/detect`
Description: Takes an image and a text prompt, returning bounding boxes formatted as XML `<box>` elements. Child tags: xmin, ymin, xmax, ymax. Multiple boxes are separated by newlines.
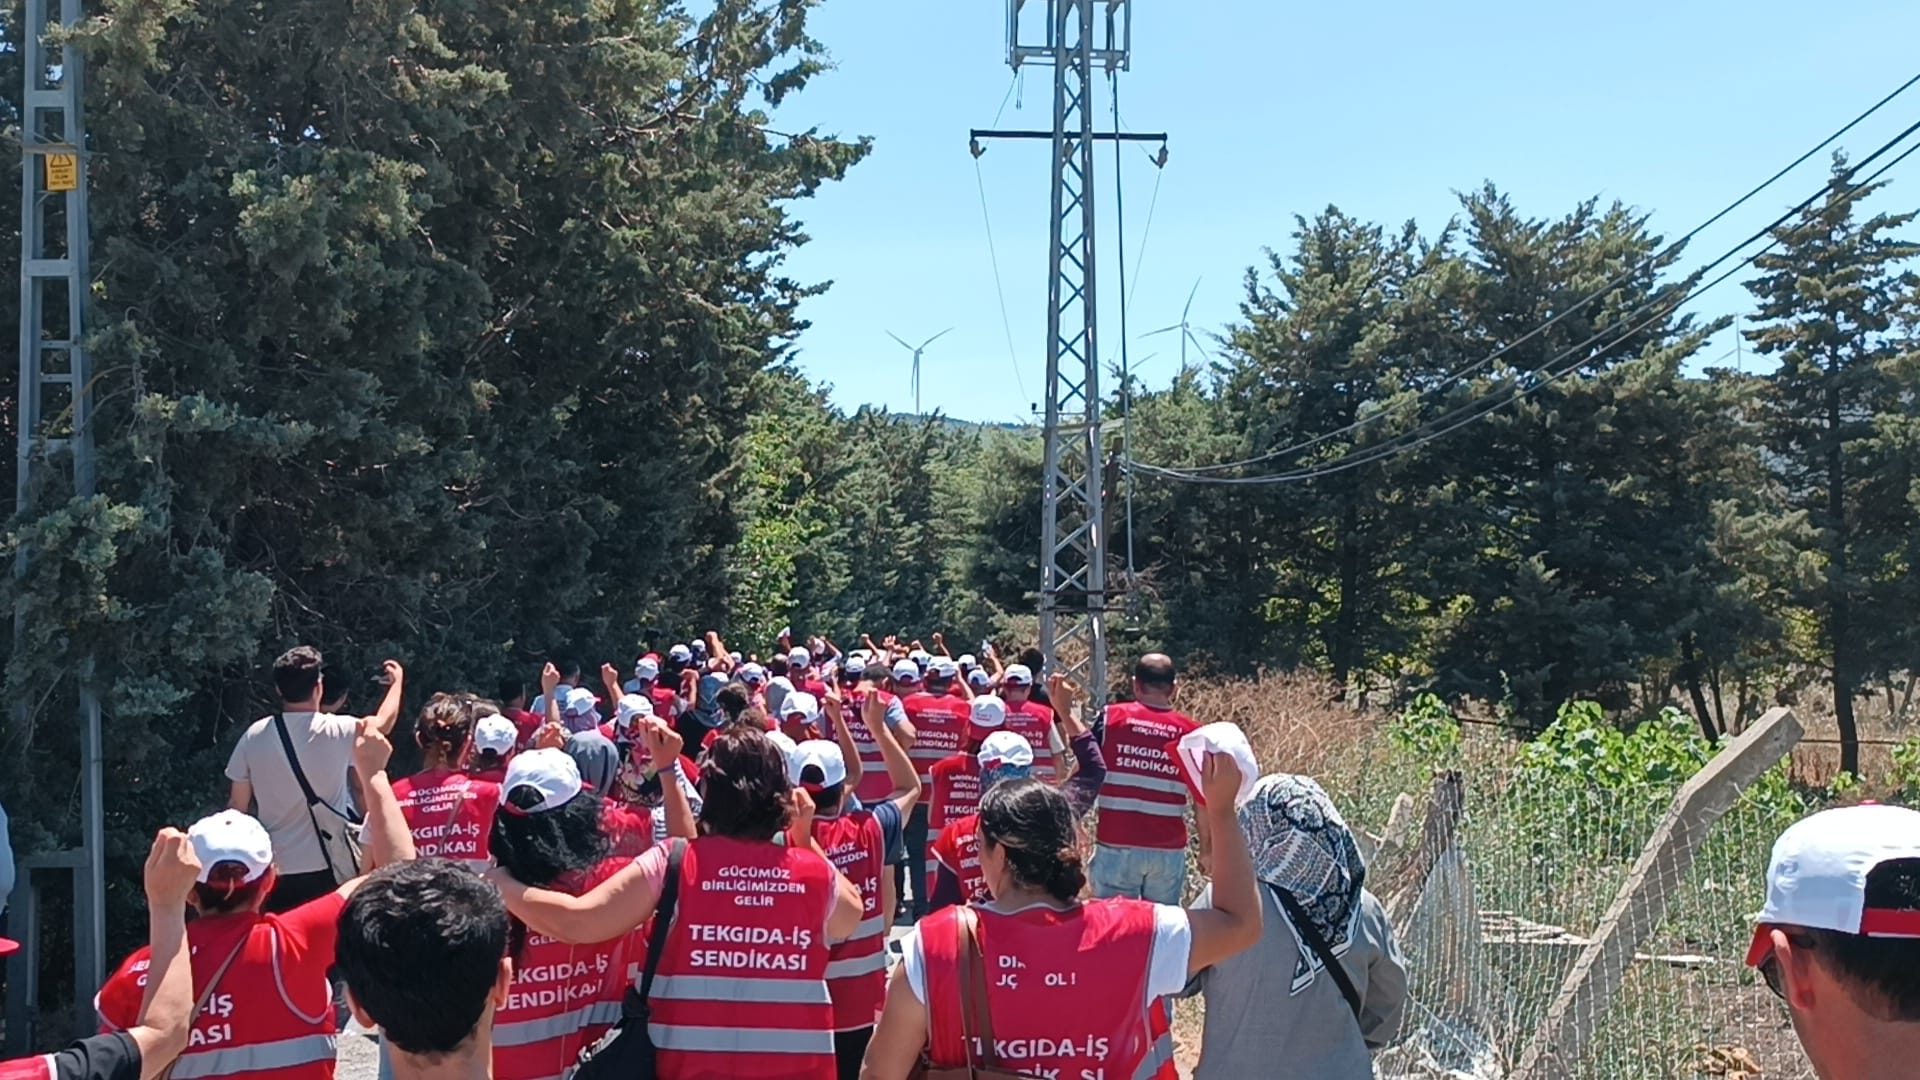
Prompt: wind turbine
<box><xmin>1142</xmin><ymin>279</ymin><xmax>1210</xmax><ymax>374</ymax></box>
<box><xmin>886</xmin><ymin>328</ymin><xmax>954</xmax><ymax>416</ymax></box>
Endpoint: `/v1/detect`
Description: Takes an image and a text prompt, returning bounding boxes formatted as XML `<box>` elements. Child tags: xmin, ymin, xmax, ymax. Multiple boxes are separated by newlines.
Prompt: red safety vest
<box><xmin>96</xmin><ymin>898</ymin><xmax>343</xmax><ymax>1080</ymax></box>
<box><xmin>811</xmin><ymin>811</ymin><xmax>888</xmax><ymax>1032</ymax></box>
<box><xmin>646</xmin><ymin>836</ymin><xmax>837</xmax><ymax>1079</ymax></box>
<box><xmin>927</xmin><ymin>754</ymin><xmax>982</xmax><ymax>842</ymax></box>
<box><xmin>927</xmin><ymin>814</ymin><xmax>990</xmax><ymax>908</ymax></box>
<box><xmin>392</xmin><ymin>769</ymin><xmax>501</xmax><ymax>868</ymax></box>
<box><xmin>921</xmin><ymin>900</ymin><xmax>1160</xmax><ymax>1080</ymax></box>
<box><xmin>1004</xmin><ymin>700</ymin><xmax>1061</xmax><ymax>781</ymax></box>
<box><xmin>1096</xmin><ymin>703</ymin><xmax>1198</xmax><ymax>851</ymax></box>
<box><xmin>903</xmin><ymin>692</ymin><xmax>971</xmax><ymax>785</ymax></box>
<box><xmin>844</xmin><ymin>689</ymin><xmax>903</xmax><ymax>803</ymax></box>
<box><xmin>493</xmin><ymin>859</ymin><xmax>637</xmax><ymax>1080</ymax></box>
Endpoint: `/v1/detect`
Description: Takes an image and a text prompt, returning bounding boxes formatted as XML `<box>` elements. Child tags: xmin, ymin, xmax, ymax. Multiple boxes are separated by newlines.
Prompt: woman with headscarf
<box><xmin>1181</xmin><ymin>773</ymin><xmax>1408</xmax><ymax>1079</ymax></box>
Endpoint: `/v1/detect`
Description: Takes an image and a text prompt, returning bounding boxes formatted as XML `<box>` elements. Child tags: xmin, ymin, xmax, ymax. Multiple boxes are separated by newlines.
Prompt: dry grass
<box><xmin>1177</xmin><ymin>670</ymin><xmax>1379</xmax><ymax>780</ymax></box>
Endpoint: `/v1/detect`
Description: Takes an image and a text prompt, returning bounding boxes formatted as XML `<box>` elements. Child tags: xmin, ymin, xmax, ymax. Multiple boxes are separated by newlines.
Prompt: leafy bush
<box><xmin>1388</xmin><ymin>692</ymin><xmax>1463</xmax><ymax>769</ymax></box>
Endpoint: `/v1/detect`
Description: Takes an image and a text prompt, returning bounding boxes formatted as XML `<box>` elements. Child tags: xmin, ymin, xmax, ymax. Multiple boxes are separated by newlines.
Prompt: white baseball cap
<box><xmin>908</xmin><ymin>649</ymin><xmax>932</xmax><ymax>666</ymax></box>
<box><xmin>501</xmin><ymin>748</ymin><xmax>585</xmax><ymax>812</ymax></box>
<box><xmin>957</xmin><ymin>653</ymin><xmax>978</xmax><ymax>670</ymax></box>
<box><xmin>968</xmin><ymin>668</ymin><xmax>993</xmax><ymax>689</ymax></box>
<box><xmin>1003</xmin><ymin>664</ymin><xmax>1035</xmax><ymax>687</ymax></box>
<box><xmin>892</xmin><ymin>658</ymin><xmax>922</xmax><ymax>683</ymax></box>
<box><xmin>781</xmin><ymin>691</ymin><xmax>820</xmax><ymax>722</ymax></box>
<box><xmin>970</xmin><ymin>695</ymin><xmax>1008</xmax><ymax>731</ymax></box>
<box><xmin>928</xmin><ymin>656</ymin><xmax>960</xmax><ymax>680</ymax></box>
<box><xmin>1747</xmin><ymin>803</ymin><xmax>1920</xmax><ymax>967</ymax></box>
<box><xmin>978</xmin><ymin>731</ymin><xmax>1035</xmax><ymax>770</ymax></box>
<box><xmin>669</xmin><ymin>644</ymin><xmax>693</xmax><ymax>663</ymax></box>
<box><xmin>614</xmin><ymin>693</ymin><xmax>654</xmax><ymax>730</ymax></box>
<box><xmin>189</xmin><ymin>810</ymin><xmax>275</xmax><ymax>884</ymax></box>
<box><xmin>473</xmin><ymin>714</ymin><xmax>519</xmax><ymax>755</ymax></box>
<box><xmin>841</xmin><ymin>655</ymin><xmax>868</xmax><ymax>678</ymax></box>
<box><xmin>739</xmin><ymin>662</ymin><xmax>768</xmax><ymax>685</ymax></box>
<box><xmin>561</xmin><ymin>687</ymin><xmax>599</xmax><ymax>717</ymax></box>
<box><xmin>766</xmin><ymin>730</ymin><xmax>799</xmax><ymax>766</ymax></box>
<box><xmin>634</xmin><ymin>657</ymin><xmax>661</xmax><ymax>682</ymax></box>
<box><xmin>788</xmin><ymin>646</ymin><xmax>813</xmax><ymax>668</ymax></box>
<box><xmin>791</xmin><ymin>739</ymin><xmax>848</xmax><ymax>789</ymax></box>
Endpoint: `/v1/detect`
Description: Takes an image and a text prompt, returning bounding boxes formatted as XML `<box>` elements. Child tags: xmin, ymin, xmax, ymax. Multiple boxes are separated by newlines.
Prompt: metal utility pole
<box><xmin>16</xmin><ymin>0</ymin><xmax>105</xmax><ymax>998</ymax></box>
<box><xmin>973</xmin><ymin>0</ymin><xmax>1159</xmax><ymax>711</ymax></box>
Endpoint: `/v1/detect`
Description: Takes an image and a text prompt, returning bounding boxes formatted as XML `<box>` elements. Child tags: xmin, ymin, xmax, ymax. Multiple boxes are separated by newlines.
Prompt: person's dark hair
<box><xmin>273</xmin><ymin>646</ymin><xmax>324</xmax><ymax>704</ymax></box>
<box><xmin>497</xmin><ymin>677</ymin><xmax>525</xmax><ymax>706</ymax></box>
<box><xmin>558</xmin><ymin>658</ymin><xmax>584</xmax><ymax>684</ymax></box>
<box><xmin>337</xmin><ymin>861</ymin><xmax>508</xmax><ymax>1057</ymax></box>
<box><xmin>768</xmin><ymin>656</ymin><xmax>789</xmax><ymax>678</ymax></box>
<box><xmin>1017</xmin><ymin>647</ymin><xmax>1045</xmax><ymax>672</ymax></box>
<box><xmin>1803</xmin><ymin>859</ymin><xmax>1920</xmax><ymax>1020</ymax></box>
<box><xmin>192</xmin><ymin>862</ymin><xmax>272</xmax><ymax>916</ymax></box>
<box><xmin>699</xmin><ymin>729</ymin><xmax>792</xmax><ymax>840</ymax></box>
<box><xmin>717</xmin><ymin>683</ymin><xmax>751</xmax><ymax>724</ymax></box>
<box><xmin>489</xmin><ymin>785</ymin><xmax>612</xmax><ymax>888</ymax></box>
<box><xmin>978</xmin><ymin>779</ymin><xmax>1086</xmax><ymax>903</ymax></box>
<box><xmin>1133</xmin><ymin>653</ymin><xmax>1177</xmax><ymax>690</ymax></box>
<box><xmin>416</xmin><ymin>694</ymin><xmax>477</xmax><ymax>767</ymax></box>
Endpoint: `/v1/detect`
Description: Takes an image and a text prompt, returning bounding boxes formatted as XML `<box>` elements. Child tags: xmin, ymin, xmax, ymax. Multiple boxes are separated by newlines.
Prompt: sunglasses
<box><xmin>1757</xmin><ymin>931</ymin><xmax>1815</xmax><ymax>1001</ymax></box>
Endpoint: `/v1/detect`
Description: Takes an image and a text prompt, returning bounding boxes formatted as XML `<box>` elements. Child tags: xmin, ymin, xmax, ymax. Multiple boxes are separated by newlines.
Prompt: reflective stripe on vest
<box><xmin>493</xmin><ymin>1000</ymin><xmax>623</xmax><ymax>1048</ymax></box>
<box><xmin>1133</xmin><ymin>1027</ymin><xmax>1175</xmax><ymax>1080</ymax></box>
<box><xmin>168</xmin><ymin>1033</ymin><xmax>337</xmax><ymax>1079</ymax></box>
<box><xmin>653</xmin><ymin>974</ymin><xmax>833</xmax><ymax>1005</ymax></box>
<box><xmin>847</xmin><ymin>914</ymin><xmax>886</xmax><ymax>941</ymax></box>
<box><xmin>1104</xmin><ymin>770</ymin><xmax>1189</xmax><ymax>796</ymax></box>
<box><xmin>824</xmin><ymin>951</ymin><xmax>889</xmax><ymax>980</ymax></box>
<box><xmin>1097</xmin><ymin>794</ymin><xmax>1186</xmax><ymax>818</ymax></box>
<box><xmin>646</xmin><ymin>1024</ymin><xmax>837</xmax><ymax>1054</ymax></box>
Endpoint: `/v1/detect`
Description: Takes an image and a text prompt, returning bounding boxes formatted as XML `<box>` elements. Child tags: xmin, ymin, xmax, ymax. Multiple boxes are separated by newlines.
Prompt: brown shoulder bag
<box><xmin>912</xmin><ymin>906</ymin><xmax>1043</xmax><ymax>1080</ymax></box>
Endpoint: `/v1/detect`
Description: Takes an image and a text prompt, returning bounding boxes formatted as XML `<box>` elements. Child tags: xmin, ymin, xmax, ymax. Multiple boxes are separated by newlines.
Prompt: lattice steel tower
<box><xmin>975</xmin><ymin>0</ymin><xmax>1141</xmax><ymax>708</ymax></box>
<box><xmin>15</xmin><ymin>0</ymin><xmax>106</xmax><ymax>1001</ymax></box>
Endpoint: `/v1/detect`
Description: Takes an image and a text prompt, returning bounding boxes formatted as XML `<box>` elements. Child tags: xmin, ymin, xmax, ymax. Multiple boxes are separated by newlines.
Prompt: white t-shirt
<box><xmin>897</xmin><ymin>900</ymin><xmax>1191</xmax><ymax>1006</ymax></box>
<box><xmin>225</xmin><ymin>712</ymin><xmax>359</xmax><ymax>875</ymax></box>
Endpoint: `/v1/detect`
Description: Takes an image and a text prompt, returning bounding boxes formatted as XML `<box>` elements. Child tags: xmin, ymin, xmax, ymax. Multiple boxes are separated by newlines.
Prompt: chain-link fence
<box><xmin>1314</xmin><ymin>717</ymin><xmax>1818</xmax><ymax>1080</ymax></box>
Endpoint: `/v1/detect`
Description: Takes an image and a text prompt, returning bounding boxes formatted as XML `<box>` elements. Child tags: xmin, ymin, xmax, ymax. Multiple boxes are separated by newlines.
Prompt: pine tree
<box><xmin>1744</xmin><ymin>156</ymin><xmax>1920</xmax><ymax>776</ymax></box>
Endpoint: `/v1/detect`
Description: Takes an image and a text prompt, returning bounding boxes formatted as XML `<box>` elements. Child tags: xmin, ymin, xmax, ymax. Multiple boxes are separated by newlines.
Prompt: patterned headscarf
<box><xmin>1238</xmin><ymin>773</ymin><xmax>1366</xmax><ymax>994</ymax></box>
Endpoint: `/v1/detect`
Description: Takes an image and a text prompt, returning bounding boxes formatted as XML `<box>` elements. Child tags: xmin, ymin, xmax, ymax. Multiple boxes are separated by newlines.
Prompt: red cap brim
<box><xmin>1745</xmin><ymin>925</ymin><xmax>1774</xmax><ymax>968</ymax></box>
<box><xmin>0</xmin><ymin>937</ymin><xmax>20</xmax><ymax>958</ymax></box>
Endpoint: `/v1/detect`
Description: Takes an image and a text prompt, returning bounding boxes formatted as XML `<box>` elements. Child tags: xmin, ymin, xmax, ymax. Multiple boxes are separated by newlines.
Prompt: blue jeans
<box><xmin>1090</xmin><ymin>843</ymin><xmax>1186</xmax><ymax>905</ymax></box>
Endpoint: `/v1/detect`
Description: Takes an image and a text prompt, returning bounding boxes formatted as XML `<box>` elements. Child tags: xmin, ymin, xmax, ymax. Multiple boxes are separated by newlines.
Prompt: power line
<box><xmin>1128</xmin><ymin>126</ymin><xmax>1920</xmax><ymax>487</ymax></box>
<box><xmin>1156</xmin><ymin>70</ymin><xmax>1920</xmax><ymax>477</ymax></box>
<box><xmin>973</xmin><ymin>159</ymin><xmax>1030</xmax><ymax>408</ymax></box>
<box><xmin>1110</xmin><ymin>71</ymin><xmax>1139</xmax><ymax>580</ymax></box>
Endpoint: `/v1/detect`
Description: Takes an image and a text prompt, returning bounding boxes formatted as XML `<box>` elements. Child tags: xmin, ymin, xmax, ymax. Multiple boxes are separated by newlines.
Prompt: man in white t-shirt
<box><xmin>226</xmin><ymin>645</ymin><xmax>404</xmax><ymax>912</ymax></box>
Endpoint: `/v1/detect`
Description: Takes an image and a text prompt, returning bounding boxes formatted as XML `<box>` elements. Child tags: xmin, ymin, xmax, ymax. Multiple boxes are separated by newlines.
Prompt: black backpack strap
<box><xmin>634</xmin><ymin>839</ymin><xmax>686</xmax><ymax>1008</ymax></box>
<box><xmin>1270</xmin><ymin>884</ymin><xmax>1364</xmax><ymax>1024</ymax></box>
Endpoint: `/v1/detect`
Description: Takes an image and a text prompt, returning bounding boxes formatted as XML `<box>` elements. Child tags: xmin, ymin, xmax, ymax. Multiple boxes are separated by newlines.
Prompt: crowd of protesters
<box><xmin>2</xmin><ymin>629</ymin><xmax>1916</xmax><ymax>1080</ymax></box>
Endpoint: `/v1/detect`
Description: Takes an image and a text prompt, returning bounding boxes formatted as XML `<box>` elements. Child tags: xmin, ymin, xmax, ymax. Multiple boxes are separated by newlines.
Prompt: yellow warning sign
<box><xmin>44</xmin><ymin>153</ymin><xmax>78</xmax><ymax>192</ymax></box>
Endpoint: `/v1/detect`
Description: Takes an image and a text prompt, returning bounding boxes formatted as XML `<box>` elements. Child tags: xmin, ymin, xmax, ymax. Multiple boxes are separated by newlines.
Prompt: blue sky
<box><xmin>774</xmin><ymin>0</ymin><xmax>1920</xmax><ymax>425</ymax></box>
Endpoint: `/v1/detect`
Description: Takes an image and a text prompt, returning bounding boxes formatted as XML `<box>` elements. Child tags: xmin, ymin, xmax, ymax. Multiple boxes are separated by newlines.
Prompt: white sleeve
<box><xmin>1048</xmin><ymin>725</ymin><xmax>1066</xmax><ymax>756</ymax></box>
<box><xmin>897</xmin><ymin>924</ymin><xmax>929</xmax><ymax>1004</ymax></box>
<box><xmin>1144</xmin><ymin>904</ymin><xmax>1193</xmax><ymax>1002</ymax></box>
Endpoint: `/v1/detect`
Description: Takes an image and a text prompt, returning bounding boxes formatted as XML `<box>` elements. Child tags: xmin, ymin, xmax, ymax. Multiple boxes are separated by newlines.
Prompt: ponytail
<box><xmin>979</xmin><ymin>779</ymin><xmax>1088</xmax><ymax>903</ymax></box>
<box><xmin>416</xmin><ymin>694</ymin><xmax>477</xmax><ymax>768</ymax></box>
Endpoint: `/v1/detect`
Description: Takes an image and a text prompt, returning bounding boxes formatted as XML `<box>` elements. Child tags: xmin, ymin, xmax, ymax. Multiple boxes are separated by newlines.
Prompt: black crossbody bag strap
<box><xmin>633</xmin><ymin>839</ymin><xmax>686</xmax><ymax>1010</ymax></box>
<box><xmin>1271</xmin><ymin>884</ymin><xmax>1364</xmax><ymax>1024</ymax></box>
<box><xmin>271</xmin><ymin>713</ymin><xmax>354</xmax><ymax>881</ymax></box>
